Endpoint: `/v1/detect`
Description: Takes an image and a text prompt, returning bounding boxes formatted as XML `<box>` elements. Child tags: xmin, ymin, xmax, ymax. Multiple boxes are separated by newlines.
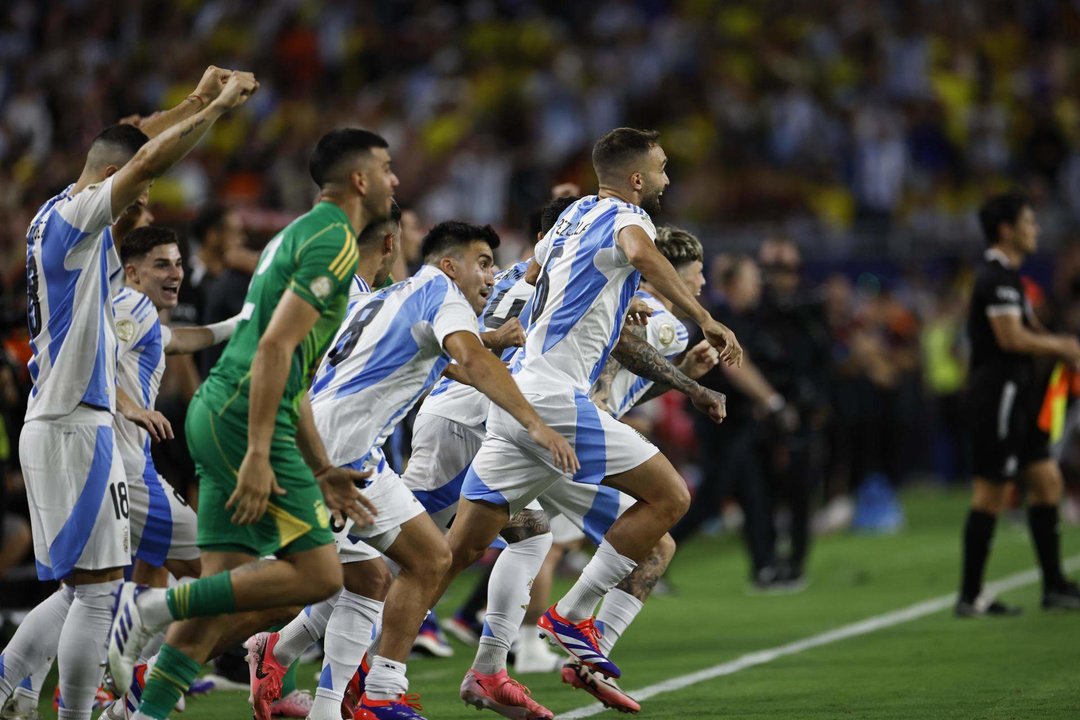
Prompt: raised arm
<box><xmin>618</xmin><ymin>224</ymin><xmax>742</xmax><ymax>366</ymax></box>
<box><xmin>110</xmin><ymin>71</ymin><xmax>259</xmax><ymax>219</ymax></box>
<box><xmin>443</xmin><ymin>331</ymin><xmax>579</xmax><ymax>474</ymax></box>
<box><xmin>128</xmin><ymin>66</ymin><xmax>231</xmax><ymax>139</ymax></box>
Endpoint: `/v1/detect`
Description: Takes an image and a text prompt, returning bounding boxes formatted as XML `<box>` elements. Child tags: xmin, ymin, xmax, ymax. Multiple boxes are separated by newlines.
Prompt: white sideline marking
<box><xmin>556</xmin><ymin>555</ymin><xmax>1080</xmax><ymax>719</ymax></box>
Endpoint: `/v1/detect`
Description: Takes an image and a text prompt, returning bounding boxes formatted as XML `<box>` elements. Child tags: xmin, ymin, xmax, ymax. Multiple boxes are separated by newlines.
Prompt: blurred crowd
<box><xmin>7</xmin><ymin>0</ymin><xmax>1080</xmax><ymax>592</ymax></box>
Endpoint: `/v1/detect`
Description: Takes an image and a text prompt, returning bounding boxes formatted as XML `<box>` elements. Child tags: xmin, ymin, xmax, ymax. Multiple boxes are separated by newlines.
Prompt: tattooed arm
<box><xmin>610</xmin><ymin>326</ymin><xmax>726</xmax><ymax>423</ymax></box>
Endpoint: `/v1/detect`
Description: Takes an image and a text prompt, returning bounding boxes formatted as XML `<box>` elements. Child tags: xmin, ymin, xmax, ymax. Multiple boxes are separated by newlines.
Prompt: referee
<box><xmin>957</xmin><ymin>192</ymin><xmax>1080</xmax><ymax>616</ymax></box>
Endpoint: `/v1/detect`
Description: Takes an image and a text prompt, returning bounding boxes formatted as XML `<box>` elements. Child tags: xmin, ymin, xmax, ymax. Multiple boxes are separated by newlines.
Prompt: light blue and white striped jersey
<box><xmin>25</xmin><ymin>177</ymin><xmax>123</xmax><ymax>420</ymax></box>
<box><xmin>310</xmin><ymin>265</ymin><xmax>480</xmax><ymax>468</ymax></box>
<box><xmin>419</xmin><ymin>260</ymin><xmax>534</xmax><ymax>427</ymax></box>
<box><xmin>112</xmin><ymin>287</ymin><xmax>165</xmax><ymax>479</ymax></box>
<box><xmin>348</xmin><ymin>274</ymin><xmax>372</xmax><ymax>306</ymax></box>
<box><xmin>604</xmin><ymin>290</ymin><xmax>689</xmax><ymax>419</ymax></box>
<box><xmin>513</xmin><ymin>195</ymin><xmax>656</xmax><ymax>394</ymax></box>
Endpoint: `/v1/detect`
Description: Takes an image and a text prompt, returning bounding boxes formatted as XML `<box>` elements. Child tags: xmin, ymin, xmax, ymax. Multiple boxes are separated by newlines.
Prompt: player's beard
<box><xmin>641</xmin><ymin>187</ymin><xmax>662</xmax><ymax>216</ymax></box>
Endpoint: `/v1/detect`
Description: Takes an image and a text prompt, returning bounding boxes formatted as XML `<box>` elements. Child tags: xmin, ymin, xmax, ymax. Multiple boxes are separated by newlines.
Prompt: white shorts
<box><xmin>128</xmin><ymin>469</ymin><xmax>199</xmax><ymax>566</ymax></box>
<box><xmin>336</xmin><ymin>453</ymin><xmax>426</xmax><ymax>564</ymax></box>
<box><xmin>20</xmin><ymin>411</ymin><xmax>130</xmax><ymax>580</ymax></box>
<box><xmin>404</xmin><ymin>414</ymin><xmax>485</xmax><ymax>532</ymax></box>
<box><xmin>539</xmin><ymin>481</ymin><xmax>635</xmax><ymax>546</ymax></box>
<box><xmin>463</xmin><ymin>388</ymin><xmax>659</xmax><ymax>516</ymax></box>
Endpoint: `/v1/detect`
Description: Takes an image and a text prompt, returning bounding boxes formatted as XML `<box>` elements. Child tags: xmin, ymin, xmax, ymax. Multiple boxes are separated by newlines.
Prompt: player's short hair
<box><xmin>592</xmin><ymin>128</ymin><xmax>660</xmax><ymax>181</ymax></box>
<box><xmin>190</xmin><ymin>202</ymin><xmax>229</xmax><ymax>243</ymax></box>
<box><xmin>309</xmin><ymin>128</ymin><xmax>389</xmax><ymax>188</ymax></box>
<box><xmin>120</xmin><ymin>225</ymin><xmax>179</xmax><ymax>264</ymax></box>
<box><xmin>655</xmin><ymin>226</ymin><xmax>703</xmax><ymax>268</ymax></box>
<box><xmin>87</xmin><ymin>124</ymin><xmax>149</xmax><ymax>169</ymax></box>
<box><xmin>421</xmin><ymin>221</ymin><xmax>500</xmax><ymax>263</ymax></box>
<box><xmin>358</xmin><ymin>200</ymin><xmax>402</xmax><ymax>246</ymax></box>
<box><xmin>540</xmin><ymin>196</ymin><xmax>579</xmax><ymax>236</ymax></box>
<box><xmin>979</xmin><ymin>192</ymin><xmax>1031</xmax><ymax>246</ymax></box>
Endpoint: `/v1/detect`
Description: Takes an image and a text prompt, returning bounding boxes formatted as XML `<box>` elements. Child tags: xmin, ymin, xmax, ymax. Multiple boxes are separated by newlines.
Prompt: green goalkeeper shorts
<box><xmin>185</xmin><ymin>388</ymin><xmax>334</xmax><ymax>557</ymax></box>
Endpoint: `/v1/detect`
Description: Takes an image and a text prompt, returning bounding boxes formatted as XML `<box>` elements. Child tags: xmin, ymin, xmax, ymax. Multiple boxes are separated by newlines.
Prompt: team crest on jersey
<box><xmin>310</xmin><ymin>276</ymin><xmax>333</xmax><ymax>300</ymax></box>
<box><xmin>116</xmin><ymin>319</ymin><xmax>136</xmax><ymax>342</ymax></box>
<box><xmin>659</xmin><ymin>323</ymin><xmax>676</xmax><ymax>347</ymax></box>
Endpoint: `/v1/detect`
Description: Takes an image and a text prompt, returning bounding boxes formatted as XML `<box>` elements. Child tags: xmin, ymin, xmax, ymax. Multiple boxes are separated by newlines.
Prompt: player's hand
<box><xmin>229</xmin><ymin>451</ymin><xmax>285</xmax><ymax>525</ymax></box>
<box><xmin>626</xmin><ymin>298</ymin><xmax>652</xmax><ymax>326</ymax></box>
<box><xmin>193</xmin><ymin>65</ymin><xmax>231</xmax><ymax>102</ymax></box>
<box><xmin>122</xmin><ymin>406</ymin><xmax>174</xmax><ymax>443</ymax></box>
<box><xmin>679</xmin><ymin>340</ymin><xmax>720</xmax><ymax>379</ymax></box>
<box><xmin>318</xmin><ymin>467</ymin><xmax>378</xmax><ymax>530</ymax></box>
<box><xmin>702</xmin><ymin>319</ymin><xmax>743</xmax><ymax>367</ymax></box>
<box><xmin>483</xmin><ymin>318</ymin><xmax>526</xmax><ymax>352</ymax></box>
<box><xmin>211</xmin><ymin>71</ymin><xmax>259</xmax><ymax>111</ymax></box>
<box><xmin>1059</xmin><ymin>336</ymin><xmax>1080</xmax><ymax>367</ymax></box>
<box><xmin>528</xmin><ymin>423</ymin><xmax>580</xmax><ymax>475</ymax></box>
<box><xmin>690</xmin><ymin>386</ymin><xmax>727</xmax><ymax>424</ymax></box>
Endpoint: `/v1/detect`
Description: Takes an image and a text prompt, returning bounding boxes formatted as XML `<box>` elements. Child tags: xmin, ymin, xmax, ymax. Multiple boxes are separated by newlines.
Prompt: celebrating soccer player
<box><xmin>0</xmin><ymin>66</ymin><xmax>255</xmax><ymax>720</ymax></box>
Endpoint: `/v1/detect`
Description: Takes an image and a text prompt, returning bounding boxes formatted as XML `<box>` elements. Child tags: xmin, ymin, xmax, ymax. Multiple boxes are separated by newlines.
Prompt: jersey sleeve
<box><xmin>646</xmin><ymin>310</ymin><xmax>689</xmax><ymax>360</ymax></box>
<box><xmin>433</xmin><ymin>285</ymin><xmax>482</xmax><ymax>348</ymax></box>
<box><xmin>613</xmin><ymin>207</ymin><xmax>657</xmax><ymax>243</ymax></box>
<box><xmin>981</xmin><ymin>270</ymin><xmax>1024</xmax><ymax>318</ymax></box>
<box><xmin>113</xmin><ymin>292</ymin><xmax>159</xmax><ymax>357</ymax></box>
<box><xmin>290</xmin><ymin>225</ymin><xmax>359</xmax><ymax>313</ymax></box>
<box><xmin>56</xmin><ymin>176</ymin><xmax>118</xmax><ymax>248</ymax></box>
<box><xmin>534</xmin><ymin>233</ymin><xmax>554</xmax><ymax>266</ymax></box>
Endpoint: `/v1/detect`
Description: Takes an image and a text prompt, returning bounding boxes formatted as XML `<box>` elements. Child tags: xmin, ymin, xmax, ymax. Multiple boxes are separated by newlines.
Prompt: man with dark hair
<box><xmin>0</xmin><ymin>66</ymin><xmax>256</xmax><ymax>720</ymax></box>
<box><xmin>245</xmin><ymin>220</ymin><xmax>575</xmax><ymax>720</ymax></box>
<box><xmin>957</xmin><ymin>192</ymin><xmax>1080</xmax><ymax>617</ymax></box>
<box><xmin>107</xmin><ymin>126</ymin><xmax>392</xmax><ymax>720</ymax></box>
<box><xmin>430</xmin><ymin>127</ymin><xmax>738</xmax><ymax>695</ymax></box>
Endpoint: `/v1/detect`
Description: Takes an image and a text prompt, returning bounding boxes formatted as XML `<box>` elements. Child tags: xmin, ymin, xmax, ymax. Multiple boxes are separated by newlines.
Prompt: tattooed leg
<box><xmin>615</xmin><ymin>533</ymin><xmax>676</xmax><ymax>602</ymax></box>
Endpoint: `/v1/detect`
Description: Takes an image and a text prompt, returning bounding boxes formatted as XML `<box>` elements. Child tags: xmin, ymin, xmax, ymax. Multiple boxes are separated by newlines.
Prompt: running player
<box><xmin>249</xmin><ymin>220</ymin><xmax>575</xmax><ymax>720</ymax></box>
<box><xmin>431</xmin><ymin>127</ymin><xmax>741</xmax><ymax>685</ymax></box>
<box><xmin>107</xmin><ymin>126</ymin><xmax>388</xmax><ymax>720</ymax></box>
<box><xmin>956</xmin><ymin>192</ymin><xmax>1080</xmax><ymax>616</ymax></box>
<box><xmin>0</xmin><ymin>67</ymin><xmax>253</xmax><ymax>720</ymax></box>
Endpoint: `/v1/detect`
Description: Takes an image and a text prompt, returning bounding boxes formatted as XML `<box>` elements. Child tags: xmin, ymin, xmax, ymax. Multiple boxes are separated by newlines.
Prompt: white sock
<box><xmin>11</xmin><ymin>660</ymin><xmax>47</xmax><ymax>713</ymax></box>
<box><xmin>473</xmin><ymin>533</ymin><xmax>552</xmax><ymax>675</ymax></box>
<box><xmin>0</xmin><ymin>584</ymin><xmax>73</xmax><ymax>702</ymax></box>
<box><xmin>556</xmin><ymin>540</ymin><xmax>636</xmax><ymax>622</ymax></box>
<box><xmin>134</xmin><ymin>587</ymin><xmax>173</xmax><ymax>629</ymax></box>
<box><xmin>596</xmin><ymin>589</ymin><xmax>644</xmax><ymax>656</ymax></box>
<box><xmin>364</xmin><ymin>655</ymin><xmax>407</xmax><ymax>701</ymax></box>
<box><xmin>274</xmin><ymin>594</ymin><xmax>338</xmax><ymax>666</ymax></box>
<box><xmin>57</xmin><ymin>580</ymin><xmax>121</xmax><ymax>719</ymax></box>
<box><xmin>309</xmin><ymin>591</ymin><xmax>382</xmax><ymax>716</ymax></box>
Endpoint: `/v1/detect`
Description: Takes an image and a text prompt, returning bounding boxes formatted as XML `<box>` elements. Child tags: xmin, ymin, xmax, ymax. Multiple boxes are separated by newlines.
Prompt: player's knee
<box><xmin>663</xmin><ymin>481</ymin><xmax>692</xmax><ymax>524</ymax></box>
<box><xmin>1029</xmin><ymin>475</ymin><xmax>1063</xmax><ymax>504</ymax></box>
<box><xmin>305</xmin><ymin>561</ymin><xmax>344</xmax><ymax>603</ymax></box>
<box><xmin>427</xmin><ymin>539</ymin><xmax>453</xmax><ymax>579</ymax></box>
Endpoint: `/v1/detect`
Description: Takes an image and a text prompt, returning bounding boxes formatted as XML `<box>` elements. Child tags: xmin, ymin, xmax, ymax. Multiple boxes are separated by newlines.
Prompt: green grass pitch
<box><xmin>33</xmin><ymin>487</ymin><xmax>1080</xmax><ymax>718</ymax></box>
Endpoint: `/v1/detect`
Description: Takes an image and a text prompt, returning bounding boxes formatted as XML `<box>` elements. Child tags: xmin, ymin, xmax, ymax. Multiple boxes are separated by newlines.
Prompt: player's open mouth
<box><xmin>162</xmin><ymin>285</ymin><xmax>179</xmax><ymax>298</ymax></box>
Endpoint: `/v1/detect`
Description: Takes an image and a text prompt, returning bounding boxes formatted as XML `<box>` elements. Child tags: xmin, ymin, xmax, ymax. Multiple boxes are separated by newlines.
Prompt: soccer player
<box><xmin>0</xmin><ymin>66</ymin><xmax>255</xmax><ymax>720</ymax></box>
<box><xmin>1</xmin><ymin>225</ymin><xmax>243</xmax><ymax>720</ymax></box>
<box><xmin>247</xmin><ymin>220</ymin><xmax>576</xmax><ymax>720</ymax></box>
<box><xmin>107</xmin><ymin>127</ymin><xmax>391</xmax><ymax>720</ymax></box>
<box><xmin>957</xmin><ymin>192</ymin><xmax>1080</xmax><ymax>616</ymax></box>
<box><xmin>433</xmin><ymin>127</ymin><xmax>740</xmax><ymax>684</ymax></box>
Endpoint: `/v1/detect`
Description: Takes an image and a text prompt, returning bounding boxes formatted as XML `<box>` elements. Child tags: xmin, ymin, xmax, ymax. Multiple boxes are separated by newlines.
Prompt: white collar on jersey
<box><xmin>984</xmin><ymin>248</ymin><xmax>1016</xmax><ymax>269</ymax></box>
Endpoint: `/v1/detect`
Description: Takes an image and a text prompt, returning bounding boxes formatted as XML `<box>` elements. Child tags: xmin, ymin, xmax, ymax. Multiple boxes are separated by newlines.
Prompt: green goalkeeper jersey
<box><xmin>199</xmin><ymin>201</ymin><xmax>358</xmax><ymax>431</ymax></box>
